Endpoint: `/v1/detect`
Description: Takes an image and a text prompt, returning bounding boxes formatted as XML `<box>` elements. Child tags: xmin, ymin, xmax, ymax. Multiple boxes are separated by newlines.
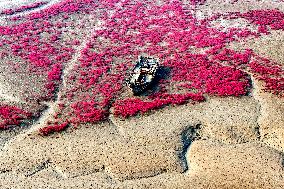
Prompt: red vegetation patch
<box><xmin>0</xmin><ymin>0</ymin><xmax>95</xmax><ymax>102</ymax></box>
<box><xmin>0</xmin><ymin>105</ymin><xmax>32</xmax><ymax>129</ymax></box>
<box><xmin>48</xmin><ymin>63</ymin><xmax>63</xmax><ymax>81</ymax></box>
<box><xmin>70</xmin><ymin>101</ymin><xmax>107</xmax><ymax>123</ymax></box>
<box><xmin>249</xmin><ymin>55</ymin><xmax>284</xmax><ymax>95</ymax></box>
<box><xmin>240</xmin><ymin>9</ymin><xmax>284</xmax><ymax>31</ymax></box>
<box><xmin>39</xmin><ymin>122</ymin><xmax>69</xmax><ymax>136</ymax></box>
<box><xmin>0</xmin><ymin>0</ymin><xmax>94</xmax><ymax>129</ymax></box>
<box><xmin>66</xmin><ymin>0</ymin><xmax>255</xmax><ymax>119</ymax></box>
<box><xmin>0</xmin><ymin>20</ymin><xmax>75</xmax><ymax>100</ymax></box>
<box><xmin>113</xmin><ymin>93</ymin><xmax>205</xmax><ymax>118</ymax></box>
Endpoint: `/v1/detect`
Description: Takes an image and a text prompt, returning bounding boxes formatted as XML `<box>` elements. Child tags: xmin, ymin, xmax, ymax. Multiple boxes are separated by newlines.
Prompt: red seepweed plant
<box><xmin>39</xmin><ymin>122</ymin><xmax>69</xmax><ymax>136</ymax></box>
<box><xmin>0</xmin><ymin>105</ymin><xmax>33</xmax><ymax>129</ymax></box>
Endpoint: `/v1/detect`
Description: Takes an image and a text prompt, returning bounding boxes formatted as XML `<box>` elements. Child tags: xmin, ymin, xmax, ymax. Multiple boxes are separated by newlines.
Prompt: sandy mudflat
<box><xmin>0</xmin><ymin>0</ymin><xmax>284</xmax><ymax>188</ymax></box>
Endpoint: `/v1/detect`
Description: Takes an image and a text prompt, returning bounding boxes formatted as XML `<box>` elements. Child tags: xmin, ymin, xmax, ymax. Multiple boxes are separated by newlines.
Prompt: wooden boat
<box><xmin>128</xmin><ymin>56</ymin><xmax>159</xmax><ymax>95</ymax></box>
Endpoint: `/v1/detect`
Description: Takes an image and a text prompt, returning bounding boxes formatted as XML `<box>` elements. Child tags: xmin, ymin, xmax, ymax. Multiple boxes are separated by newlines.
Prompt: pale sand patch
<box><xmin>1</xmin><ymin>140</ymin><xmax>284</xmax><ymax>189</ymax></box>
<box><xmin>124</xmin><ymin>141</ymin><xmax>284</xmax><ymax>189</ymax></box>
<box><xmin>0</xmin><ymin>84</ymin><xmax>21</xmax><ymax>104</ymax></box>
<box><xmin>0</xmin><ymin>0</ymin><xmax>61</xmax><ymax>14</ymax></box>
<box><xmin>0</xmin><ymin>120</ymin><xmax>188</xmax><ymax>180</ymax></box>
<box><xmin>0</xmin><ymin>0</ymin><xmax>62</xmax><ymax>25</ymax></box>
<box><xmin>186</xmin><ymin>140</ymin><xmax>284</xmax><ymax>189</ymax></box>
<box><xmin>201</xmin><ymin>96</ymin><xmax>260</xmax><ymax>143</ymax></box>
<box><xmin>0</xmin><ymin>54</ymin><xmax>48</xmax><ymax>105</ymax></box>
<box><xmin>111</xmin><ymin>96</ymin><xmax>260</xmax><ymax>144</ymax></box>
<box><xmin>230</xmin><ymin>30</ymin><xmax>284</xmax><ymax>66</ymax></box>
<box><xmin>0</xmin><ymin>95</ymin><xmax>262</xmax><ymax>180</ymax></box>
<box><xmin>0</xmin><ymin>52</ymin><xmax>49</xmax><ymax>150</ymax></box>
<box><xmin>196</xmin><ymin>0</ymin><xmax>284</xmax><ymax>20</ymax></box>
<box><xmin>209</xmin><ymin>17</ymin><xmax>258</xmax><ymax>32</ymax></box>
<box><xmin>251</xmin><ymin>76</ymin><xmax>284</xmax><ymax>152</ymax></box>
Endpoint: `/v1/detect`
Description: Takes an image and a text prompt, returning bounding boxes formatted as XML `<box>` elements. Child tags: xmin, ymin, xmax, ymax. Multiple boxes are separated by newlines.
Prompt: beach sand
<box><xmin>0</xmin><ymin>0</ymin><xmax>284</xmax><ymax>188</ymax></box>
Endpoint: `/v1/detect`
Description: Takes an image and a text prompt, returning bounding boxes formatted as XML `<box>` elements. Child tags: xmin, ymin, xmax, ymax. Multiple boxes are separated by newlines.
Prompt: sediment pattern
<box><xmin>0</xmin><ymin>0</ymin><xmax>284</xmax><ymax>188</ymax></box>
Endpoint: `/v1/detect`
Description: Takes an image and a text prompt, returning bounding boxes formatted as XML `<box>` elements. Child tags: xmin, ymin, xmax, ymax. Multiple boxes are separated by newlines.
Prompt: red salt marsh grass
<box><xmin>39</xmin><ymin>122</ymin><xmax>68</xmax><ymax>136</ymax></box>
<box><xmin>0</xmin><ymin>105</ymin><xmax>33</xmax><ymax>129</ymax></box>
<box><xmin>0</xmin><ymin>0</ymin><xmax>283</xmax><ymax>135</ymax></box>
